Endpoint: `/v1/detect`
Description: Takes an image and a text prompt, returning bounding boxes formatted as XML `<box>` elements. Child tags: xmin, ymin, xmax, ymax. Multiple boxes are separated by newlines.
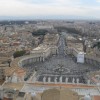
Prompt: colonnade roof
<box><xmin>33</xmin><ymin>45</ymin><xmax>48</xmax><ymax>51</ymax></box>
<box><xmin>3</xmin><ymin>83</ymin><xmax>24</xmax><ymax>90</ymax></box>
<box><xmin>85</xmin><ymin>55</ymin><xmax>100</xmax><ymax>62</ymax></box>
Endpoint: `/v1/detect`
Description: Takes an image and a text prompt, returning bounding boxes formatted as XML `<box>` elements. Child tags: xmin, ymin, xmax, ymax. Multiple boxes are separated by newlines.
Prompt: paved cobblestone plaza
<box><xmin>23</xmin><ymin>33</ymin><xmax>100</xmax><ymax>84</ymax></box>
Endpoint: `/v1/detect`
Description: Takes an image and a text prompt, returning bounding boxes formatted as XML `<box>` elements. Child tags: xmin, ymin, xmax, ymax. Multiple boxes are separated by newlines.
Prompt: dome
<box><xmin>32</xmin><ymin>94</ymin><xmax>41</xmax><ymax>100</ymax></box>
<box><xmin>31</xmin><ymin>92</ymin><xmax>36</xmax><ymax>97</ymax></box>
<box><xmin>97</xmin><ymin>83</ymin><xmax>100</xmax><ymax>86</ymax></box>
<box><xmin>84</xmin><ymin>95</ymin><xmax>91</xmax><ymax>100</ymax></box>
<box><xmin>41</xmin><ymin>88</ymin><xmax>79</xmax><ymax>100</ymax></box>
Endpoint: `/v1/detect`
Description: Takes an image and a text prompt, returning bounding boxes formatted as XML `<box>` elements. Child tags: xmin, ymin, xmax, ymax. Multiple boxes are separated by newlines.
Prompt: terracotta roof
<box><xmin>93</xmin><ymin>96</ymin><xmax>100</xmax><ymax>100</ymax></box>
<box><xmin>5</xmin><ymin>57</ymin><xmax>26</xmax><ymax>76</ymax></box>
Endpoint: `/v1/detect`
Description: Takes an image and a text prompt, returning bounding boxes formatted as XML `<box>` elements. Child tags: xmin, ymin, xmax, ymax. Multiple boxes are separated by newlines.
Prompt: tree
<box><xmin>92</xmin><ymin>42</ymin><xmax>100</xmax><ymax>50</ymax></box>
<box><xmin>13</xmin><ymin>50</ymin><xmax>26</xmax><ymax>58</ymax></box>
<box><xmin>55</xmin><ymin>26</ymin><xmax>80</xmax><ymax>34</ymax></box>
<box><xmin>32</xmin><ymin>29</ymin><xmax>48</xmax><ymax>36</ymax></box>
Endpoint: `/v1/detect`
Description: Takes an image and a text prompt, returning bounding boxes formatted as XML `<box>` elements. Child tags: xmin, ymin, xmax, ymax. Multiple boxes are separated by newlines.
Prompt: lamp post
<box><xmin>8</xmin><ymin>59</ymin><xmax>11</xmax><ymax>67</ymax></box>
<box><xmin>14</xmin><ymin>88</ymin><xmax>17</xmax><ymax>99</ymax></box>
<box><xmin>0</xmin><ymin>88</ymin><xmax>4</xmax><ymax>100</ymax></box>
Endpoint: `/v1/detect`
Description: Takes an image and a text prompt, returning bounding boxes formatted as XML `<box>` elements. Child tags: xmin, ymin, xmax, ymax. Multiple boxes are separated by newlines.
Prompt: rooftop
<box><xmin>3</xmin><ymin>83</ymin><xmax>24</xmax><ymax>90</ymax></box>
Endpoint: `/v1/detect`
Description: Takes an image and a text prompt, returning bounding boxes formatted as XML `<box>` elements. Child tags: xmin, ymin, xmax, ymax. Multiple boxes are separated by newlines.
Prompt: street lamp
<box><xmin>7</xmin><ymin>59</ymin><xmax>11</xmax><ymax>67</ymax></box>
<box><xmin>14</xmin><ymin>88</ymin><xmax>17</xmax><ymax>99</ymax></box>
<box><xmin>0</xmin><ymin>88</ymin><xmax>4</xmax><ymax>100</ymax></box>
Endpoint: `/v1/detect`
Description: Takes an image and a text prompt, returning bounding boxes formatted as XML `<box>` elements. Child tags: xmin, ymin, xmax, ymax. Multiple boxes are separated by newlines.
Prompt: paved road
<box><xmin>58</xmin><ymin>33</ymin><xmax>66</xmax><ymax>56</ymax></box>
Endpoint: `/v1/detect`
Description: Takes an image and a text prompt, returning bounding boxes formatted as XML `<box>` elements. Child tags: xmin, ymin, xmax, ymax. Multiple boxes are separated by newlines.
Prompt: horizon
<box><xmin>0</xmin><ymin>16</ymin><xmax>100</xmax><ymax>21</ymax></box>
<box><xmin>0</xmin><ymin>0</ymin><xmax>100</xmax><ymax>20</ymax></box>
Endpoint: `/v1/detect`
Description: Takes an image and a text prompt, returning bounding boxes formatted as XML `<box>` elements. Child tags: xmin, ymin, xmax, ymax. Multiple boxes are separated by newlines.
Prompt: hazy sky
<box><xmin>0</xmin><ymin>0</ymin><xmax>100</xmax><ymax>19</ymax></box>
